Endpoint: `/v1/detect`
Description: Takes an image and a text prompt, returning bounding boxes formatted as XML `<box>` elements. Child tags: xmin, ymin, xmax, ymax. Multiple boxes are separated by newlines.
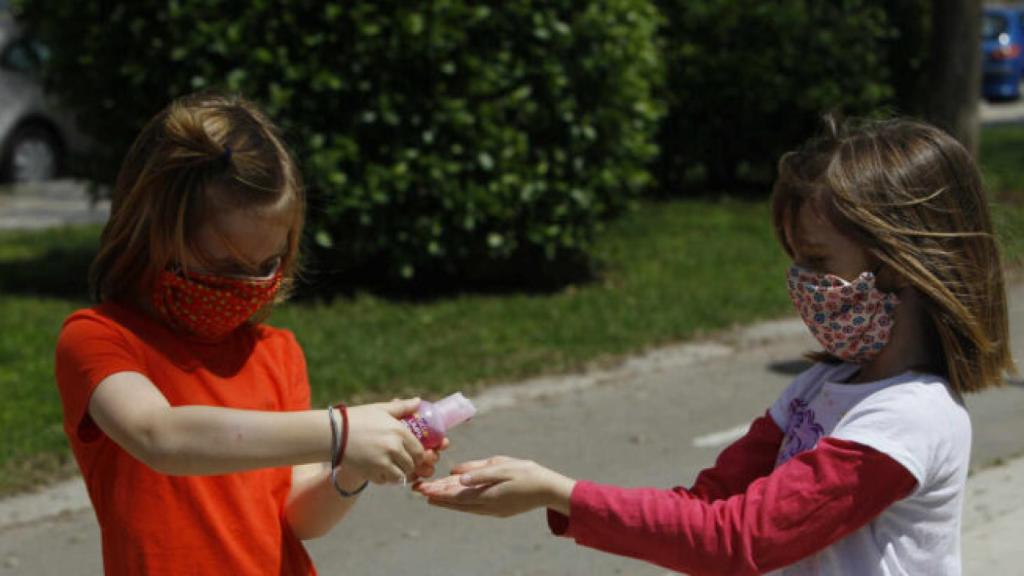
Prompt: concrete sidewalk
<box><xmin>0</xmin><ymin>179</ymin><xmax>108</xmax><ymax>231</ymax></box>
<box><xmin>962</xmin><ymin>455</ymin><xmax>1024</xmax><ymax>574</ymax></box>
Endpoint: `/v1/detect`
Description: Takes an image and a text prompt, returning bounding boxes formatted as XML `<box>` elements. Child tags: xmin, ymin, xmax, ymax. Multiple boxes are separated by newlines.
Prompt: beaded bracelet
<box><xmin>329</xmin><ymin>403</ymin><xmax>368</xmax><ymax>498</ymax></box>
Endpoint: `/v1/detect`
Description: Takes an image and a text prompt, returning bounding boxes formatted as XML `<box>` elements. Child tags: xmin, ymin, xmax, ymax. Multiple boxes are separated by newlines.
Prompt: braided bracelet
<box><xmin>330</xmin><ymin>403</ymin><xmax>368</xmax><ymax>498</ymax></box>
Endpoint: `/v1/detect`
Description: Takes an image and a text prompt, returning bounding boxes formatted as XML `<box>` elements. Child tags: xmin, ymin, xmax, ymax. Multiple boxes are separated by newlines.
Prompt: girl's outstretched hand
<box><xmin>414</xmin><ymin>456</ymin><xmax>575</xmax><ymax>517</ymax></box>
<box><xmin>345</xmin><ymin>398</ymin><xmax>435</xmax><ymax>485</ymax></box>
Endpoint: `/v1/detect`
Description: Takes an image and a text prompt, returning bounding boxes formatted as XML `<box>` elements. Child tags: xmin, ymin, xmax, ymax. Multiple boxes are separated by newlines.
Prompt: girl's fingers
<box><xmin>393</xmin><ymin>450</ymin><xmax>414</xmax><ymax>474</ymax></box>
<box><xmin>428</xmin><ymin>479</ymin><xmax>493</xmax><ymax>501</ymax></box>
<box><xmin>395</xmin><ymin>438</ymin><xmax>419</xmax><ymax>475</ymax></box>
<box><xmin>383</xmin><ymin>397</ymin><xmax>422</xmax><ymax>419</ymax></box>
<box><xmin>459</xmin><ymin>463</ymin><xmax>513</xmax><ymax>487</ymax></box>
<box><xmin>414</xmin><ymin>461</ymin><xmax>436</xmax><ymax>479</ymax></box>
<box><xmin>426</xmin><ymin>498</ymin><xmax>486</xmax><ymax>514</ymax></box>
<box><xmin>417</xmin><ymin>476</ymin><xmax>491</xmax><ymax>501</ymax></box>
<box><xmin>392</xmin><ymin>447</ymin><xmax>417</xmax><ymax>478</ymax></box>
<box><xmin>450</xmin><ymin>456</ymin><xmax>506</xmax><ymax>474</ymax></box>
<box><xmin>398</xmin><ymin>431</ymin><xmax>426</xmax><ymax>467</ymax></box>
<box><xmin>422</xmin><ymin>479</ymin><xmax>497</xmax><ymax>503</ymax></box>
<box><xmin>377</xmin><ymin>464</ymin><xmax>407</xmax><ymax>485</ymax></box>
<box><xmin>449</xmin><ymin>459</ymin><xmax>489</xmax><ymax>474</ymax></box>
<box><xmin>415</xmin><ymin>475</ymin><xmax>462</xmax><ymax>496</ymax></box>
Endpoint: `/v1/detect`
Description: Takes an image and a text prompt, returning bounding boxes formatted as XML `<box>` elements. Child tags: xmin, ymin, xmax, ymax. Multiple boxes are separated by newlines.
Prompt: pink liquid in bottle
<box><xmin>402</xmin><ymin>392</ymin><xmax>477</xmax><ymax>449</ymax></box>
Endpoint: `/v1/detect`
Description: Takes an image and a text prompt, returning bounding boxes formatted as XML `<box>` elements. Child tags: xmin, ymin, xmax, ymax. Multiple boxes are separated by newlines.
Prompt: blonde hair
<box><xmin>90</xmin><ymin>91</ymin><xmax>305</xmax><ymax>304</ymax></box>
<box><xmin>771</xmin><ymin>116</ymin><xmax>1016</xmax><ymax>394</ymax></box>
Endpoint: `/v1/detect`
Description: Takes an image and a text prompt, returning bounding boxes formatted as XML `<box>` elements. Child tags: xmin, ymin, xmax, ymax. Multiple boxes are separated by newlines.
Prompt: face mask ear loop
<box><xmin>870</xmin><ymin>262</ymin><xmax>889</xmax><ymax>289</ymax></box>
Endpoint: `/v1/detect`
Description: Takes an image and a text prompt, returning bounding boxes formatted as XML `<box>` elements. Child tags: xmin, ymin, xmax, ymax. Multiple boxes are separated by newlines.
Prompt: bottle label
<box><xmin>404</xmin><ymin>413</ymin><xmax>441</xmax><ymax>448</ymax></box>
<box><xmin>406</xmin><ymin>415</ymin><xmax>430</xmax><ymax>441</ymax></box>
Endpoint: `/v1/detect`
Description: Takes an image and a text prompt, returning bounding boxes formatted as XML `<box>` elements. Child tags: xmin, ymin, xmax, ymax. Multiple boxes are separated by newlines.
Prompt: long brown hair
<box><xmin>90</xmin><ymin>91</ymin><xmax>305</xmax><ymax>305</ymax></box>
<box><xmin>771</xmin><ymin>116</ymin><xmax>1016</xmax><ymax>394</ymax></box>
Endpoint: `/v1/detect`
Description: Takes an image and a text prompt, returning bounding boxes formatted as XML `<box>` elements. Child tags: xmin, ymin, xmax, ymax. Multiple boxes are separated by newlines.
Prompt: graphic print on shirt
<box><xmin>775</xmin><ymin>397</ymin><xmax>825</xmax><ymax>467</ymax></box>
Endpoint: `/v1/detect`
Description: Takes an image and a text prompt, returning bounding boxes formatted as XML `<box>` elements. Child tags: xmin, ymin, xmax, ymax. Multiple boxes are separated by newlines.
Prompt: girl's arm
<box><xmin>285</xmin><ymin>438</ymin><xmax>448</xmax><ymax>540</ymax></box>
<box><xmin>88</xmin><ymin>371</ymin><xmax>425</xmax><ymax>481</ymax></box>
<box><xmin>418</xmin><ymin>438</ymin><xmax>916</xmax><ymax>576</ymax></box>
<box><xmin>417</xmin><ymin>409</ymin><xmax>783</xmax><ymax>516</ymax></box>
<box><xmin>285</xmin><ymin>462</ymin><xmax>366</xmax><ymax>540</ymax></box>
<box><xmin>687</xmin><ymin>410</ymin><xmax>784</xmax><ymax>501</ymax></box>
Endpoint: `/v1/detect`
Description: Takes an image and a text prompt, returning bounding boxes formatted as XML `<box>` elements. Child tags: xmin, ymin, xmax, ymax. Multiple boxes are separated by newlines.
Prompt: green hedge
<box><xmin>14</xmin><ymin>0</ymin><xmax>664</xmax><ymax>283</ymax></box>
<box><xmin>653</xmin><ymin>0</ymin><xmax>905</xmax><ymax>192</ymax></box>
<box><xmin>14</xmin><ymin>0</ymin><xmax>933</xmax><ymax>280</ymax></box>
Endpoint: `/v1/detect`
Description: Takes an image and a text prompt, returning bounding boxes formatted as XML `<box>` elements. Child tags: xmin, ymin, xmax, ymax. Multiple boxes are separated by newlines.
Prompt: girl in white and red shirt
<box><xmin>417</xmin><ymin>117</ymin><xmax>1017</xmax><ymax>575</ymax></box>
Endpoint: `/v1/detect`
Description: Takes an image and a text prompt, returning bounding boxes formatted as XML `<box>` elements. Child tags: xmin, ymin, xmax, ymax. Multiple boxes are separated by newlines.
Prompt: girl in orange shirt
<box><xmin>55</xmin><ymin>92</ymin><xmax>438</xmax><ymax>575</ymax></box>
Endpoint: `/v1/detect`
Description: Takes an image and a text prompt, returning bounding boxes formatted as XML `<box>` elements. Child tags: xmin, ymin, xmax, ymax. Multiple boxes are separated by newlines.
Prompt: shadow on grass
<box><xmin>0</xmin><ymin>246</ymin><xmax>95</xmax><ymax>299</ymax></box>
<box><xmin>294</xmin><ymin>247</ymin><xmax>600</xmax><ymax>303</ymax></box>
<box><xmin>980</xmin><ymin>124</ymin><xmax>1024</xmax><ymax>204</ymax></box>
<box><xmin>0</xmin><ymin>241</ymin><xmax>599</xmax><ymax>304</ymax></box>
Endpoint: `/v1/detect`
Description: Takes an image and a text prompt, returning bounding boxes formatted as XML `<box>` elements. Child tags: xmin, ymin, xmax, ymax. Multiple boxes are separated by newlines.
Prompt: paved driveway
<box><xmin>0</xmin><ymin>179</ymin><xmax>108</xmax><ymax>230</ymax></box>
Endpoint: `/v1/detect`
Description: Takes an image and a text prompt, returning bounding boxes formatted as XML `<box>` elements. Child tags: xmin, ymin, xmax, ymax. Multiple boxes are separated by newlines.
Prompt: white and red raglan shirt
<box><xmin>547</xmin><ymin>361</ymin><xmax>971</xmax><ymax>575</ymax></box>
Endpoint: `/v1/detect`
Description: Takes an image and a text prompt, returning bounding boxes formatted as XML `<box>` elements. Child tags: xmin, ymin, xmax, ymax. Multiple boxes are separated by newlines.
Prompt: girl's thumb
<box><xmin>384</xmin><ymin>397</ymin><xmax>421</xmax><ymax>418</ymax></box>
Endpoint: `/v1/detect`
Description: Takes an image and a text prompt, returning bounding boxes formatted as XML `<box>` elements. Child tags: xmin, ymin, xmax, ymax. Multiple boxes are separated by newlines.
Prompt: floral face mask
<box><xmin>151</xmin><ymin>265</ymin><xmax>282</xmax><ymax>341</ymax></box>
<box><xmin>786</xmin><ymin>264</ymin><xmax>900</xmax><ymax>363</ymax></box>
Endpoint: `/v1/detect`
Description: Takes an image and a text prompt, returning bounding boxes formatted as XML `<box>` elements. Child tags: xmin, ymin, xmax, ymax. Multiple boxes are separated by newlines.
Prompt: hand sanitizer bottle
<box><xmin>402</xmin><ymin>392</ymin><xmax>477</xmax><ymax>449</ymax></box>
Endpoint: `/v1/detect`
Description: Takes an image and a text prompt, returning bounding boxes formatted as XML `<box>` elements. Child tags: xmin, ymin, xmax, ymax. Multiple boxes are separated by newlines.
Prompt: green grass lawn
<box><xmin>981</xmin><ymin>123</ymin><xmax>1024</xmax><ymax>205</ymax></box>
<box><xmin>981</xmin><ymin>123</ymin><xmax>1024</xmax><ymax>263</ymax></box>
<box><xmin>2</xmin><ymin>126</ymin><xmax>1023</xmax><ymax>496</ymax></box>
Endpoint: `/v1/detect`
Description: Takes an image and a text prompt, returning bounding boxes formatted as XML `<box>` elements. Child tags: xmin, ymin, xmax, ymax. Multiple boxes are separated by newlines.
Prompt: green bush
<box><xmin>654</xmin><ymin>0</ymin><xmax>899</xmax><ymax>192</ymax></box>
<box><xmin>14</xmin><ymin>0</ymin><xmax>663</xmax><ymax>283</ymax></box>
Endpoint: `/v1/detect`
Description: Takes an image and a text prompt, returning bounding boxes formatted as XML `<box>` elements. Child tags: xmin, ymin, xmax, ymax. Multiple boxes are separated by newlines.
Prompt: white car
<box><xmin>0</xmin><ymin>13</ymin><xmax>90</xmax><ymax>183</ymax></box>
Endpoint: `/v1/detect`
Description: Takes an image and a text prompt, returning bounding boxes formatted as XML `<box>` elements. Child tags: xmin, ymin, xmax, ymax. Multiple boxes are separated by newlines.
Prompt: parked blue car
<box><xmin>982</xmin><ymin>5</ymin><xmax>1024</xmax><ymax>101</ymax></box>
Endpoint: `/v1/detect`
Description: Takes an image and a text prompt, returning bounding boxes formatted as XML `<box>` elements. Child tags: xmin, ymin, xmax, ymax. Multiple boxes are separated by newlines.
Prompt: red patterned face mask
<box><xmin>151</xmin><ymin>266</ymin><xmax>283</xmax><ymax>341</ymax></box>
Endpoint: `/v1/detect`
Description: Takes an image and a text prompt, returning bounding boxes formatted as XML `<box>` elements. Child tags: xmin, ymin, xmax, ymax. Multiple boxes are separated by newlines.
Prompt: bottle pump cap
<box><xmin>435</xmin><ymin>392</ymin><xmax>476</xmax><ymax>430</ymax></box>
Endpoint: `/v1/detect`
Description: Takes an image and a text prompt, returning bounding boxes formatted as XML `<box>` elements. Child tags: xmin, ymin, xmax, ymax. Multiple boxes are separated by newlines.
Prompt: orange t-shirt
<box><xmin>54</xmin><ymin>302</ymin><xmax>317</xmax><ymax>576</ymax></box>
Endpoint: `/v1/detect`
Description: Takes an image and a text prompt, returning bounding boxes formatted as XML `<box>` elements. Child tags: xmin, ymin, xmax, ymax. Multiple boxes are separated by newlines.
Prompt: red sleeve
<box><xmin>688</xmin><ymin>411</ymin><xmax>784</xmax><ymax>502</ymax></box>
<box><xmin>54</xmin><ymin>312</ymin><xmax>144</xmax><ymax>444</ymax></box>
<box><xmin>546</xmin><ymin>437</ymin><xmax>917</xmax><ymax>576</ymax></box>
